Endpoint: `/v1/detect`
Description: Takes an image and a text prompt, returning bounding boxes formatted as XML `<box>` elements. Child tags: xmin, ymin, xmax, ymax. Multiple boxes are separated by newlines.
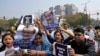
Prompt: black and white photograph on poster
<box><xmin>23</xmin><ymin>15</ymin><xmax>32</xmax><ymax>25</ymax></box>
<box><xmin>14</xmin><ymin>24</ymin><xmax>39</xmax><ymax>41</ymax></box>
<box><xmin>41</xmin><ymin>11</ymin><xmax>59</xmax><ymax>30</ymax></box>
<box><xmin>53</xmin><ymin>42</ymin><xmax>68</xmax><ymax>56</ymax></box>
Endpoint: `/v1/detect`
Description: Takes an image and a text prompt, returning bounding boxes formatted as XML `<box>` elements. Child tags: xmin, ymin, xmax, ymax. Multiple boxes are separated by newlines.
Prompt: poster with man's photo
<box><xmin>23</xmin><ymin>15</ymin><xmax>32</xmax><ymax>25</ymax></box>
<box><xmin>53</xmin><ymin>42</ymin><xmax>68</xmax><ymax>56</ymax></box>
<box><xmin>41</xmin><ymin>11</ymin><xmax>59</xmax><ymax>30</ymax></box>
<box><xmin>14</xmin><ymin>25</ymin><xmax>39</xmax><ymax>49</ymax></box>
<box><xmin>14</xmin><ymin>24</ymin><xmax>38</xmax><ymax>41</ymax></box>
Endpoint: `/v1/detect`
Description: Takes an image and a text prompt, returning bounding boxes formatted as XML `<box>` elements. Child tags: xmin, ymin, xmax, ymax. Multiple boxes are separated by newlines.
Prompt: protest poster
<box><xmin>13</xmin><ymin>39</ymin><xmax>32</xmax><ymax>49</ymax></box>
<box><xmin>53</xmin><ymin>42</ymin><xmax>68</xmax><ymax>56</ymax></box>
<box><xmin>5</xmin><ymin>47</ymin><xmax>22</xmax><ymax>56</ymax></box>
<box><xmin>23</xmin><ymin>15</ymin><xmax>32</xmax><ymax>25</ymax></box>
<box><xmin>14</xmin><ymin>24</ymin><xmax>38</xmax><ymax>41</ymax></box>
<box><xmin>14</xmin><ymin>25</ymin><xmax>39</xmax><ymax>50</ymax></box>
<box><xmin>41</xmin><ymin>11</ymin><xmax>59</xmax><ymax>30</ymax></box>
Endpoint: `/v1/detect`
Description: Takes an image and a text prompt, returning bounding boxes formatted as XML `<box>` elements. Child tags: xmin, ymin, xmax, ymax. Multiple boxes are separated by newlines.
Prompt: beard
<box><xmin>75</xmin><ymin>39</ymin><xmax>84</xmax><ymax>45</ymax></box>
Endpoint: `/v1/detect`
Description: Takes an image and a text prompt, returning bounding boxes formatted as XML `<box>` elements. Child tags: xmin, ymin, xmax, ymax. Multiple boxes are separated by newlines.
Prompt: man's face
<box><xmin>74</xmin><ymin>32</ymin><xmax>84</xmax><ymax>43</ymax></box>
<box><xmin>44</xmin><ymin>12</ymin><xmax>54</xmax><ymax>24</ymax></box>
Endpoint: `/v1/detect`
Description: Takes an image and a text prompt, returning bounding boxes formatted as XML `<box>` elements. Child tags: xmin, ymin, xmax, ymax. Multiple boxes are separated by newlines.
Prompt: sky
<box><xmin>0</xmin><ymin>0</ymin><xmax>100</xmax><ymax>19</ymax></box>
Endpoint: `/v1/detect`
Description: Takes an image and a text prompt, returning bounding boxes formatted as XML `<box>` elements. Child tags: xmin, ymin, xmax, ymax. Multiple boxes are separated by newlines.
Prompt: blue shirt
<box><xmin>30</xmin><ymin>41</ymin><xmax>51</xmax><ymax>56</ymax></box>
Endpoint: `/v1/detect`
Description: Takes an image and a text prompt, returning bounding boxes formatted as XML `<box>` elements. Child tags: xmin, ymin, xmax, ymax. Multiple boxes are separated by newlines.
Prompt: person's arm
<box><xmin>68</xmin><ymin>43</ymin><xmax>96</xmax><ymax>56</ymax></box>
<box><xmin>63</xmin><ymin>37</ymin><xmax>73</xmax><ymax>44</ymax></box>
<box><xmin>85</xmin><ymin>35</ymin><xmax>95</xmax><ymax>43</ymax></box>
<box><xmin>42</xmin><ymin>22</ymin><xmax>55</xmax><ymax>44</ymax></box>
<box><xmin>28</xmin><ymin>42</ymin><xmax>51</xmax><ymax>56</ymax></box>
<box><xmin>75</xmin><ymin>43</ymin><xmax>96</xmax><ymax>56</ymax></box>
<box><xmin>36</xmin><ymin>19</ymin><xmax>44</xmax><ymax>34</ymax></box>
<box><xmin>83</xmin><ymin>43</ymin><xmax>96</xmax><ymax>56</ymax></box>
<box><xmin>47</xmin><ymin>34</ymin><xmax>55</xmax><ymax>44</ymax></box>
<box><xmin>44</xmin><ymin>42</ymin><xmax>52</xmax><ymax>56</ymax></box>
<box><xmin>28</xmin><ymin>50</ymin><xmax>46</xmax><ymax>56</ymax></box>
<box><xmin>59</xmin><ymin>27</ymin><xmax>74</xmax><ymax>38</ymax></box>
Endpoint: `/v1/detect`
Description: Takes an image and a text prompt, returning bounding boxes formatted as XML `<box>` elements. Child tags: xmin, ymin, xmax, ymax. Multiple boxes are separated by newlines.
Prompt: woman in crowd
<box><xmin>0</xmin><ymin>33</ymin><xmax>15</xmax><ymax>52</ymax></box>
<box><xmin>0</xmin><ymin>33</ymin><xmax>22</xmax><ymax>56</ymax></box>
<box><xmin>28</xmin><ymin>32</ymin><xmax>51</xmax><ymax>56</ymax></box>
<box><xmin>45</xmin><ymin>26</ymin><xmax>74</xmax><ymax>44</ymax></box>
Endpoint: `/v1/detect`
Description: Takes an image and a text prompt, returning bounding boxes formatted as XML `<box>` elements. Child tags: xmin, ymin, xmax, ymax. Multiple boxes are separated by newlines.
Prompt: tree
<box><xmin>64</xmin><ymin>12</ymin><xmax>91</xmax><ymax>27</ymax></box>
<box><xmin>0</xmin><ymin>18</ymin><xmax>18</xmax><ymax>31</ymax></box>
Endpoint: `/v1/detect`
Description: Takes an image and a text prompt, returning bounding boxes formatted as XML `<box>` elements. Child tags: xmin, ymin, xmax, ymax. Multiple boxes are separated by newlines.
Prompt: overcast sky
<box><xmin>0</xmin><ymin>0</ymin><xmax>100</xmax><ymax>19</ymax></box>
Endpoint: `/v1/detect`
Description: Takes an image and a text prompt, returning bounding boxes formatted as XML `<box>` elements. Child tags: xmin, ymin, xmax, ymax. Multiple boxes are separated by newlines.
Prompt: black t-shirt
<box><xmin>68</xmin><ymin>38</ymin><xmax>96</xmax><ymax>56</ymax></box>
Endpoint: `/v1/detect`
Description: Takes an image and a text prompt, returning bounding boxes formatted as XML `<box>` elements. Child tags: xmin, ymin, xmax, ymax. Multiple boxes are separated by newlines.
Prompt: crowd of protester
<box><xmin>0</xmin><ymin>11</ymin><xmax>100</xmax><ymax>56</ymax></box>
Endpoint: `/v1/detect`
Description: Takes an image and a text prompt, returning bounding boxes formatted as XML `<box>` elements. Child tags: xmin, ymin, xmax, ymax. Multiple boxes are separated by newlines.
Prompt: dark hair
<box><xmin>74</xmin><ymin>27</ymin><xmax>84</xmax><ymax>34</ymax></box>
<box><xmin>54</xmin><ymin>30</ymin><xmax>64</xmax><ymax>42</ymax></box>
<box><xmin>0</xmin><ymin>33</ymin><xmax>14</xmax><ymax>52</ymax></box>
<box><xmin>35</xmin><ymin>32</ymin><xmax>42</xmax><ymax>38</ymax></box>
<box><xmin>95</xmin><ymin>26</ymin><xmax>100</xmax><ymax>30</ymax></box>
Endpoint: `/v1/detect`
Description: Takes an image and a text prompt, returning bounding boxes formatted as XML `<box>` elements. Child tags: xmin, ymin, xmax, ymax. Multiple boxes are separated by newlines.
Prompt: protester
<box><xmin>0</xmin><ymin>33</ymin><xmax>22</xmax><ymax>56</ymax></box>
<box><xmin>0</xmin><ymin>33</ymin><xmax>15</xmax><ymax>52</ymax></box>
<box><xmin>95</xmin><ymin>32</ymin><xmax>100</xmax><ymax>55</ymax></box>
<box><xmin>84</xmin><ymin>25</ymin><xmax>95</xmax><ymax>39</ymax></box>
<box><xmin>28</xmin><ymin>32</ymin><xmax>51</xmax><ymax>56</ymax></box>
<box><xmin>67</xmin><ymin>27</ymin><xmax>96</xmax><ymax>56</ymax></box>
<box><xmin>95</xmin><ymin>25</ymin><xmax>100</xmax><ymax>40</ymax></box>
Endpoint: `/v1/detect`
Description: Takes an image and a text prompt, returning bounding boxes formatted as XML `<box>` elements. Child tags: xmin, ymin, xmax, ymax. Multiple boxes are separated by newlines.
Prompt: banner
<box><xmin>14</xmin><ymin>25</ymin><xmax>39</xmax><ymax>49</ymax></box>
<box><xmin>53</xmin><ymin>42</ymin><xmax>68</xmax><ymax>56</ymax></box>
<box><xmin>14</xmin><ymin>40</ymin><xmax>32</xmax><ymax>49</ymax></box>
<box><xmin>41</xmin><ymin>11</ymin><xmax>59</xmax><ymax>30</ymax></box>
<box><xmin>14</xmin><ymin>25</ymin><xmax>38</xmax><ymax>41</ymax></box>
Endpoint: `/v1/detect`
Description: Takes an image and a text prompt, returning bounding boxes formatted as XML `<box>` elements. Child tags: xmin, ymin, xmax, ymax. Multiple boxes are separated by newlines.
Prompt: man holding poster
<box><xmin>67</xmin><ymin>28</ymin><xmax>96</xmax><ymax>56</ymax></box>
<box><xmin>41</xmin><ymin>11</ymin><xmax>59</xmax><ymax>30</ymax></box>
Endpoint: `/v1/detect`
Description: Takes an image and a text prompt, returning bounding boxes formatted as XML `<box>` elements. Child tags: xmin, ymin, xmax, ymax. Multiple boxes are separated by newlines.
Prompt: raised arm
<box><xmin>59</xmin><ymin>26</ymin><xmax>74</xmax><ymax>38</ymax></box>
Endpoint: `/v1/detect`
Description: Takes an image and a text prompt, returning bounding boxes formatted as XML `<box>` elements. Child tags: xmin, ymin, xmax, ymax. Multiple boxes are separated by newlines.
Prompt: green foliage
<box><xmin>0</xmin><ymin>18</ymin><xmax>18</xmax><ymax>31</ymax></box>
<box><xmin>64</xmin><ymin>12</ymin><xmax>92</xmax><ymax>26</ymax></box>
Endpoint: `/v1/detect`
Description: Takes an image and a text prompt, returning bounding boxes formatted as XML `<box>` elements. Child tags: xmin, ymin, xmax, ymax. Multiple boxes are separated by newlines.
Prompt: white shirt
<box><xmin>85</xmin><ymin>30</ymin><xmax>95</xmax><ymax>39</ymax></box>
